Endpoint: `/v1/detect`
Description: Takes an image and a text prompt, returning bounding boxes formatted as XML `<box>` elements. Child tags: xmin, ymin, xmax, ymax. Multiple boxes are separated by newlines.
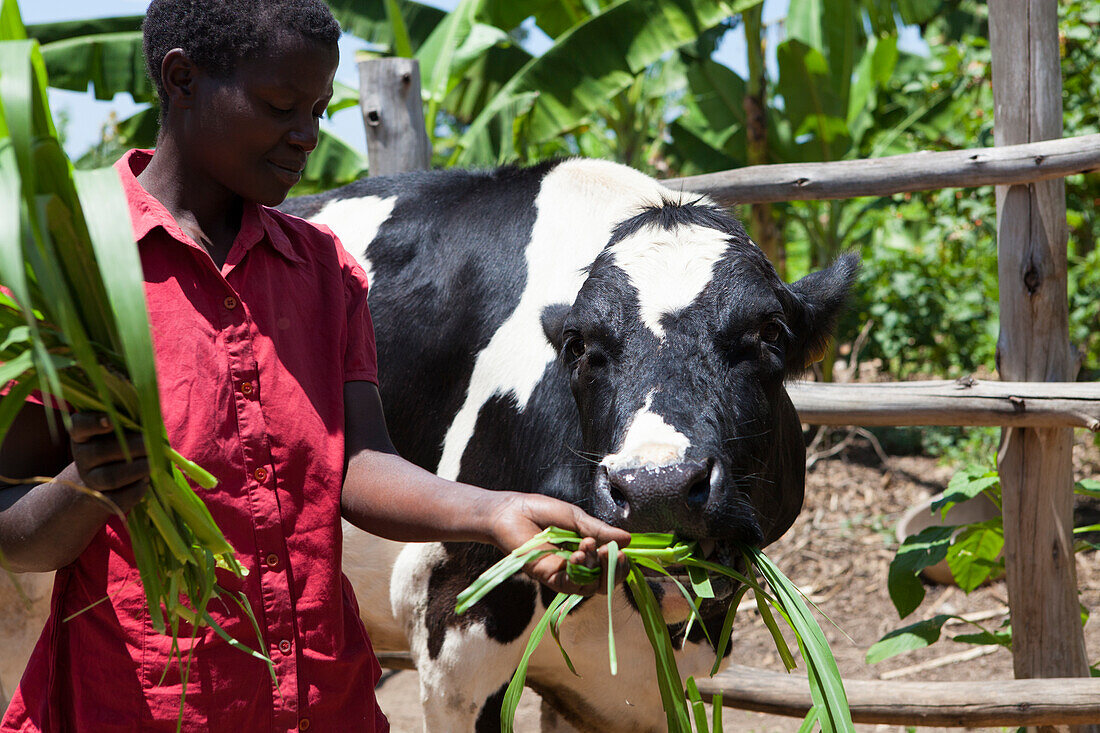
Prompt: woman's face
<box><xmin>182</xmin><ymin>30</ymin><xmax>339</xmax><ymax>206</ymax></box>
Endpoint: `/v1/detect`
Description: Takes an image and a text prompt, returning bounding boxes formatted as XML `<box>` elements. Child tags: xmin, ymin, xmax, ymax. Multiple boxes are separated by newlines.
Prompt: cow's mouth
<box><xmin>637</xmin><ymin>539</ymin><xmax>750</xmax><ymax>605</ymax></box>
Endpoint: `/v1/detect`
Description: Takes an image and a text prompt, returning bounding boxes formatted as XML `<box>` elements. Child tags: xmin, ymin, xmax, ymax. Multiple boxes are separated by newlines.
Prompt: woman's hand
<box><xmin>486</xmin><ymin>492</ymin><xmax>631</xmax><ymax>596</ymax></box>
<box><xmin>68</xmin><ymin>413</ymin><xmax>150</xmax><ymax>513</ymax></box>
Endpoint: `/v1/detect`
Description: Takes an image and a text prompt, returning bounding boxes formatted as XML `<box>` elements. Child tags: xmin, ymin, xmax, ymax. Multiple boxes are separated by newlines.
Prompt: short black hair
<box><xmin>143</xmin><ymin>0</ymin><xmax>341</xmax><ymax>109</ymax></box>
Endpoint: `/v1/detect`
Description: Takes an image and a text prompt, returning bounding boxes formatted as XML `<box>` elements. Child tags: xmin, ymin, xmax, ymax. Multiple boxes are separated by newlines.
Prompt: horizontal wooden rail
<box><xmin>666</xmin><ymin>133</ymin><xmax>1100</xmax><ymax>204</ymax></box>
<box><xmin>696</xmin><ymin>663</ymin><xmax>1100</xmax><ymax>727</ymax></box>
<box><xmin>377</xmin><ymin>652</ymin><xmax>1100</xmax><ymax>726</ymax></box>
<box><xmin>788</xmin><ymin>378</ymin><xmax>1100</xmax><ymax>430</ymax></box>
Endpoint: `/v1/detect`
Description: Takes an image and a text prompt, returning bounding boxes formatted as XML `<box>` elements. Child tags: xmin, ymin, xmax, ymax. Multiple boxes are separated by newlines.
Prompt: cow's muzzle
<box><xmin>597</xmin><ymin>458</ymin><xmax>724</xmax><ymax>535</ymax></box>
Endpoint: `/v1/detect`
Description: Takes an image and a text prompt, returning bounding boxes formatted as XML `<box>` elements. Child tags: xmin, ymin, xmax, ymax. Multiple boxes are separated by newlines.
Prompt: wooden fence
<box><xmin>358</xmin><ymin>1</ymin><xmax>1100</xmax><ymax>724</ymax></box>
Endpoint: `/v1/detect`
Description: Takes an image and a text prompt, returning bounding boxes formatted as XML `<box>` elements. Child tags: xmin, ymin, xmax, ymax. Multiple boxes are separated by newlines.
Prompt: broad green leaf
<box><xmin>39</xmin><ymin>31</ymin><xmax>152</xmax><ymax>102</ymax></box>
<box><xmin>933</xmin><ymin>467</ymin><xmax>999</xmax><ymax>517</ymax></box>
<box><xmin>847</xmin><ymin>34</ymin><xmax>897</xmax><ymax>145</ymax></box>
<box><xmin>383</xmin><ymin>0</ymin><xmax>415</xmax><ymax>58</ymax></box>
<box><xmin>0</xmin><ymin>0</ymin><xmax>27</xmax><ymax>41</ymax></box>
<box><xmin>25</xmin><ymin>14</ymin><xmax>142</xmax><ymax>46</ymax></box>
<box><xmin>454</xmin><ymin>0</ymin><xmax>738</xmax><ymax>165</ymax></box>
<box><xmin>775</xmin><ymin>39</ymin><xmax>850</xmax><ymax>162</ymax></box>
<box><xmin>326</xmin><ymin>0</ymin><xmax>446</xmax><ymax>54</ymax></box>
<box><xmin>1075</xmin><ymin>479</ymin><xmax>1100</xmax><ymax>499</ymax></box>
<box><xmin>786</xmin><ymin>0</ymin><xmax>855</xmax><ymax>106</ymax></box>
<box><xmin>866</xmin><ymin>614</ymin><xmax>954</xmax><ymax>663</ymax></box>
<box><xmin>416</xmin><ymin>0</ymin><xmax>484</xmax><ymax>142</ymax></box>
<box><xmin>945</xmin><ymin>523</ymin><xmax>1003</xmax><ymax>593</ymax></box>
<box><xmin>952</xmin><ymin>627</ymin><xmax>1011</xmax><ymax>647</ymax></box>
<box><xmin>326</xmin><ymin>80</ymin><xmax>360</xmax><ymax>117</ymax></box>
<box><xmin>887</xmin><ymin>524</ymin><xmax>955</xmax><ymax>618</ymax></box>
<box><xmin>443</xmin><ymin>43</ymin><xmax>532</xmax><ymax>124</ymax></box>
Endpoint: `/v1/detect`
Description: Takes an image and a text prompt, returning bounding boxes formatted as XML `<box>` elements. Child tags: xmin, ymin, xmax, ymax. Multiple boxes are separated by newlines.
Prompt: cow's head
<box><xmin>543</xmin><ymin>200</ymin><xmax>856</xmax><ymax>567</ymax></box>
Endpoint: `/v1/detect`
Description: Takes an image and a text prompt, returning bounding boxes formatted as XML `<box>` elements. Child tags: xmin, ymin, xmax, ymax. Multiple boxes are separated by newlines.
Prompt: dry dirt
<box><xmin>375</xmin><ymin>431</ymin><xmax>1100</xmax><ymax>732</ymax></box>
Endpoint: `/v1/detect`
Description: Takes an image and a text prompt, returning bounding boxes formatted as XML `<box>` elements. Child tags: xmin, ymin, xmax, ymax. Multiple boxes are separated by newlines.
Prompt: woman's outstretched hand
<box><xmin>486</xmin><ymin>492</ymin><xmax>631</xmax><ymax>596</ymax></box>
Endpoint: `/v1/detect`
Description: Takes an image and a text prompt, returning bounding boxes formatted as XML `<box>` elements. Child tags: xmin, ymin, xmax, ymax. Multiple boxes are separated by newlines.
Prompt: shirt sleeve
<box><xmin>335</xmin><ymin>238</ymin><xmax>379</xmax><ymax>385</ymax></box>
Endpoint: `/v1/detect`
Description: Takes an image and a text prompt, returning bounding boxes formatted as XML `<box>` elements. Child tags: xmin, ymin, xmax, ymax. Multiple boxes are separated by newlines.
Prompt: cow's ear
<box><xmin>541</xmin><ymin>303</ymin><xmax>572</xmax><ymax>351</ymax></box>
<box><xmin>784</xmin><ymin>252</ymin><xmax>859</xmax><ymax>375</ymax></box>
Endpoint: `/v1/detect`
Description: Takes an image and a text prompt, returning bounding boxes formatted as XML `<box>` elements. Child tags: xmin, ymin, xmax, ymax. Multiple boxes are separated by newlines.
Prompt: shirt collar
<box><xmin>115</xmin><ymin>149</ymin><xmax>307</xmax><ymax>266</ymax></box>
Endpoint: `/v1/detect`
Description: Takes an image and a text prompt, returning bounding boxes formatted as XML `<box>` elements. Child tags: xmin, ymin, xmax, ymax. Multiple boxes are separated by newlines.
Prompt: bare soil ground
<box><xmin>376</xmin><ymin>431</ymin><xmax>1100</xmax><ymax>732</ymax></box>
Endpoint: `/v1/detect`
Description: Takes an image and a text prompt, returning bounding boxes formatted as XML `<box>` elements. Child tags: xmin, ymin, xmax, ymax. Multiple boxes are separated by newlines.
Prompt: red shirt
<box><xmin>3</xmin><ymin>150</ymin><xmax>387</xmax><ymax>732</ymax></box>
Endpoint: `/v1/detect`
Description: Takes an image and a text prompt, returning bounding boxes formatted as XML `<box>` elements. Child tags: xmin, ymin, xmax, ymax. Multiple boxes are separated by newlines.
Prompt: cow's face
<box><xmin>543</xmin><ymin>201</ymin><xmax>856</xmax><ymax>563</ymax></box>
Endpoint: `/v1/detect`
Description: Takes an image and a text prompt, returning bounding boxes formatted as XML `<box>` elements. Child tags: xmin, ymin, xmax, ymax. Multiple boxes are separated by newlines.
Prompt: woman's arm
<box><xmin>339</xmin><ymin>381</ymin><xmax>629</xmax><ymax>596</ymax></box>
<box><xmin>0</xmin><ymin>404</ymin><xmax>149</xmax><ymax>572</ymax></box>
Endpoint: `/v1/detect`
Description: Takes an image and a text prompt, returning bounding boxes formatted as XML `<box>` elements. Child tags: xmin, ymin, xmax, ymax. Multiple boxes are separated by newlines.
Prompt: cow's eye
<box><xmin>567</xmin><ymin>336</ymin><xmax>586</xmax><ymax>360</ymax></box>
<box><xmin>760</xmin><ymin>321</ymin><xmax>782</xmax><ymax>343</ymax></box>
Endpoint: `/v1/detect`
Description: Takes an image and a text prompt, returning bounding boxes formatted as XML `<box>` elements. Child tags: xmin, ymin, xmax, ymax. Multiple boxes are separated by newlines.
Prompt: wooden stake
<box><xmin>358</xmin><ymin>57</ymin><xmax>431</xmax><ymax>175</ymax></box>
<box><xmin>989</xmin><ymin>0</ymin><xmax>1093</xmax><ymax>720</ymax></box>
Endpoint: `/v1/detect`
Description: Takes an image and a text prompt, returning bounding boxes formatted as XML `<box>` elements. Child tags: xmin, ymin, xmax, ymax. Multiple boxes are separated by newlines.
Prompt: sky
<box><xmin>23</xmin><ymin>0</ymin><xmax>925</xmax><ymax>160</ymax></box>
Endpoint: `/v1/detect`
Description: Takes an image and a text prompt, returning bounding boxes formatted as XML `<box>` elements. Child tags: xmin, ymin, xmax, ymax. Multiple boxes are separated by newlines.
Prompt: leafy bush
<box><xmin>868</xmin><ymin>468</ymin><xmax>1100</xmax><ymax>669</ymax></box>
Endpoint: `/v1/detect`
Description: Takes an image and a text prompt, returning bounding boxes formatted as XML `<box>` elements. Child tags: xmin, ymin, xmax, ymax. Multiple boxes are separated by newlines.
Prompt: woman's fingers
<box><xmin>68</xmin><ymin>413</ymin><xmax>150</xmax><ymax>494</ymax></box>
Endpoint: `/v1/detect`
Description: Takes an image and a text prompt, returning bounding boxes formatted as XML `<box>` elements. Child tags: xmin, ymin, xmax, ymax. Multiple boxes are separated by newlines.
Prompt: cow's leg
<box><xmin>392</xmin><ymin>542</ymin><xmax>542</xmax><ymax>732</ymax></box>
<box><xmin>415</xmin><ymin>633</ymin><xmax>527</xmax><ymax>732</ymax></box>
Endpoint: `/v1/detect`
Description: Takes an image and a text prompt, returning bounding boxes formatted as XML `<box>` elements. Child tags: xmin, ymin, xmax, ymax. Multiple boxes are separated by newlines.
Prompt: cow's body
<box><xmin>282</xmin><ymin>159</ymin><xmax>856</xmax><ymax>732</ymax></box>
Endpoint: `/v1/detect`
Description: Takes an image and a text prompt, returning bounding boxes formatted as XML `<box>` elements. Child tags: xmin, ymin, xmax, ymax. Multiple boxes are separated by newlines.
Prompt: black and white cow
<box><xmin>280</xmin><ymin>159</ymin><xmax>856</xmax><ymax>732</ymax></box>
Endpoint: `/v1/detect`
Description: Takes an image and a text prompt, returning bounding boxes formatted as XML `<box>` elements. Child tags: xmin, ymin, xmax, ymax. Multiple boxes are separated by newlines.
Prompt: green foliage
<box><xmin>874</xmin><ymin>466</ymin><xmax>1099</xmax><ymax>670</ymax></box>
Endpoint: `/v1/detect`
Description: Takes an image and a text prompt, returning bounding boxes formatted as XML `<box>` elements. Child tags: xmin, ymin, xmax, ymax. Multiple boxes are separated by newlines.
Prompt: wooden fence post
<box><xmin>989</xmin><ymin>0</ymin><xmax>1094</xmax><ymax>714</ymax></box>
<box><xmin>358</xmin><ymin>57</ymin><xmax>431</xmax><ymax>175</ymax></box>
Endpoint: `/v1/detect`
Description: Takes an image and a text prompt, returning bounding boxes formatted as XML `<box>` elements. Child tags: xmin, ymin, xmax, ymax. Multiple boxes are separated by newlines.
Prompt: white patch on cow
<box><xmin>602</xmin><ymin>392</ymin><xmax>691</xmax><ymax>472</ymax></box>
<box><xmin>609</xmin><ymin>222</ymin><xmax>730</xmax><ymax>339</ymax></box>
<box><xmin>436</xmin><ymin>160</ymin><xmax>694</xmax><ymax>480</ymax></box>
<box><xmin>309</xmin><ymin>194</ymin><xmax>396</xmax><ymax>287</ymax></box>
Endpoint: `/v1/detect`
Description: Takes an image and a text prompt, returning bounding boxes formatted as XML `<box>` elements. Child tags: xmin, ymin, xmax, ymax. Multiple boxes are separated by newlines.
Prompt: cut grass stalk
<box><xmin>456</xmin><ymin>527</ymin><xmax>854</xmax><ymax>733</ymax></box>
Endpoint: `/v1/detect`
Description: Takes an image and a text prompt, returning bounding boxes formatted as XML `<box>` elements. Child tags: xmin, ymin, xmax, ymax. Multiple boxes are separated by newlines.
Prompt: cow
<box><xmin>279</xmin><ymin>158</ymin><xmax>857</xmax><ymax>733</ymax></box>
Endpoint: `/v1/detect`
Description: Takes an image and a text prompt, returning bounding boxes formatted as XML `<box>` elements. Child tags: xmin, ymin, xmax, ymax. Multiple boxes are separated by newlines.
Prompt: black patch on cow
<box><xmin>454</xmin><ymin>350</ymin><xmax>589</xmax><ymax>505</ymax></box>
<box><xmin>476</xmin><ymin>682</ymin><xmax>509</xmax><ymax>733</ymax></box>
<box><xmin>425</xmin><ymin>542</ymin><xmax>538</xmax><ymax>660</ymax></box>
<box><xmin>280</xmin><ymin>162</ymin><xmax>562</xmax><ymax>472</ymax></box>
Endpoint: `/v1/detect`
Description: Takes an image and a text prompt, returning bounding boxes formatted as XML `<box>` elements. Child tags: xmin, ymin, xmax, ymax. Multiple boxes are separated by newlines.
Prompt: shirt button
<box><xmin>240</xmin><ymin>381</ymin><xmax>254</xmax><ymax>396</ymax></box>
<box><xmin>253</xmin><ymin>467</ymin><xmax>268</xmax><ymax>483</ymax></box>
<box><xmin>265</xmin><ymin>553</ymin><xmax>280</xmax><ymax>568</ymax></box>
<box><xmin>278</xmin><ymin>640</ymin><xmax>292</xmax><ymax>655</ymax></box>
<box><xmin>223</xmin><ymin>296</ymin><xmax>238</xmax><ymax>310</ymax></box>
<box><xmin>298</xmin><ymin>719</ymin><xmax>310</xmax><ymax>731</ymax></box>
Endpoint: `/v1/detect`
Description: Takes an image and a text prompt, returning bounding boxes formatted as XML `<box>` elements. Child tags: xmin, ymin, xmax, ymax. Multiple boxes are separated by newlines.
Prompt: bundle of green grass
<box><xmin>457</xmin><ymin>528</ymin><xmax>854</xmax><ymax>733</ymax></box>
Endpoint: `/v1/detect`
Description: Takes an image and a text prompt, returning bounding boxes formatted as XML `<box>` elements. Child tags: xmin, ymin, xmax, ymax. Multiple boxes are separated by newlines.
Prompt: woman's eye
<box><xmin>760</xmin><ymin>322</ymin><xmax>782</xmax><ymax>343</ymax></box>
<box><xmin>269</xmin><ymin>103</ymin><xmax>293</xmax><ymax>114</ymax></box>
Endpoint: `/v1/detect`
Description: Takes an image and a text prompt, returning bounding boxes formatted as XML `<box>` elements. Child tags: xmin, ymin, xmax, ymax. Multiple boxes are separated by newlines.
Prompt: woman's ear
<box><xmin>161</xmin><ymin>48</ymin><xmax>197</xmax><ymax>111</ymax></box>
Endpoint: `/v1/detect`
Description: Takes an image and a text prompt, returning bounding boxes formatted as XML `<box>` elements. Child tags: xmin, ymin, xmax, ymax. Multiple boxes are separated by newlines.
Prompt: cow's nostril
<box><xmin>610</xmin><ymin>484</ymin><xmax>629</xmax><ymax>509</ymax></box>
<box><xmin>685</xmin><ymin>475</ymin><xmax>709</xmax><ymax>508</ymax></box>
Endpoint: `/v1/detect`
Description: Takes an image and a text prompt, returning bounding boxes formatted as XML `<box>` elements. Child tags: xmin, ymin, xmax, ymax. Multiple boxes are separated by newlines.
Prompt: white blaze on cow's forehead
<box><xmin>309</xmin><ymin>194</ymin><xmax>397</xmax><ymax>287</ymax></box>
<box><xmin>436</xmin><ymin>159</ymin><xmax>696</xmax><ymax>480</ymax></box>
<box><xmin>601</xmin><ymin>392</ymin><xmax>691</xmax><ymax>472</ymax></box>
<box><xmin>609</xmin><ymin>222</ymin><xmax>730</xmax><ymax>339</ymax></box>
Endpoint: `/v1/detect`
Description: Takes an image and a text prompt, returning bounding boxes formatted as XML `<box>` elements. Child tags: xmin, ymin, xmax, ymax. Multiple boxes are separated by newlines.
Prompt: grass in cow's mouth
<box><xmin>456</xmin><ymin>528</ymin><xmax>854</xmax><ymax>733</ymax></box>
